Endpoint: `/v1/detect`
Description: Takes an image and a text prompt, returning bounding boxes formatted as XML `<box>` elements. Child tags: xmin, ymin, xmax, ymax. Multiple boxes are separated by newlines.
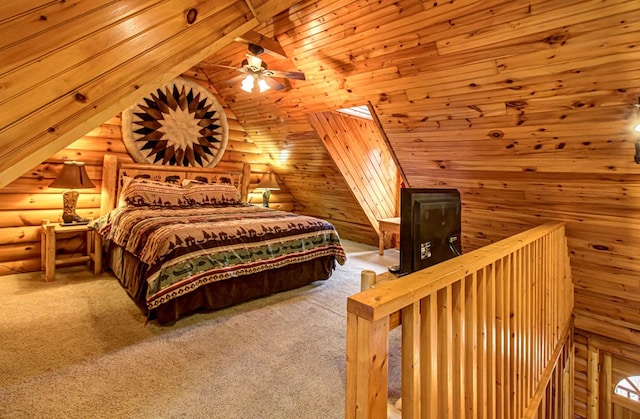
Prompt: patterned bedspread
<box><xmin>92</xmin><ymin>205</ymin><xmax>346</xmax><ymax>310</ymax></box>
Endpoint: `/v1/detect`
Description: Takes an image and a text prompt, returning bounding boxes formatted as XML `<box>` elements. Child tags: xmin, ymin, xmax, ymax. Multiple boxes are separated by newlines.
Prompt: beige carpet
<box><xmin>0</xmin><ymin>241</ymin><xmax>400</xmax><ymax>419</ymax></box>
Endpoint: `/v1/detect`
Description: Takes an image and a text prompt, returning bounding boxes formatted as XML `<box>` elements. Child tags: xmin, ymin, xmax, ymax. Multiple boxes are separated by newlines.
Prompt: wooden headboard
<box><xmin>99</xmin><ymin>154</ymin><xmax>251</xmax><ymax>216</ymax></box>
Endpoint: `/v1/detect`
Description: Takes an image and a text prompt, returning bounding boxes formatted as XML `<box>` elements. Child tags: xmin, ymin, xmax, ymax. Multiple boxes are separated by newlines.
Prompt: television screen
<box><xmin>399</xmin><ymin>188</ymin><xmax>461</xmax><ymax>276</ymax></box>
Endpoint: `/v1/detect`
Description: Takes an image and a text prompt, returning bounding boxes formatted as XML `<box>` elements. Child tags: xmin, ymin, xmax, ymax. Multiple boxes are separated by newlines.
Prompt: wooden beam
<box><xmin>235</xmin><ymin>29</ymin><xmax>289</xmax><ymax>59</ymax></box>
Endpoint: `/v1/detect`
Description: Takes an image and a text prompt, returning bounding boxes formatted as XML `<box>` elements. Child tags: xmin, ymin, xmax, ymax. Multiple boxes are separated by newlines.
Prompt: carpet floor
<box><xmin>0</xmin><ymin>241</ymin><xmax>400</xmax><ymax>419</ymax></box>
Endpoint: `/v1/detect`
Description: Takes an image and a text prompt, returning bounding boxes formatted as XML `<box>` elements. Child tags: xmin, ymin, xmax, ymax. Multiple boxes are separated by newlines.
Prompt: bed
<box><xmin>91</xmin><ymin>155</ymin><xmax>346</xmax><ymax>324</ymax></box>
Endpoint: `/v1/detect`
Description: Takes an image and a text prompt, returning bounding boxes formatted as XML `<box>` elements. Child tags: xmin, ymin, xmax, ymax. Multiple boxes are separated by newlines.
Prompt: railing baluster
<box><xmin>496</xmin><ymin>258</ymin><xmax>505</xmax><ymax>419</ymax></box>
<box><xmin>488</xmin><ymin>263</ymin><xmax>496</xmax><ymax>419</ymax></box>
<box><xmin>516</xmin><ymin>246</ymin><xmax>524</xmax><ymax>417</ymax></box>
<box><xmin>454</xmin><ymin>278</ymin><xmax>465</xmax><ymax>419</ymax></box>
<box><xmin>478</xmin><ymin>266</ymin><xmax>487</xmax><ymax>419</ymax></box>
<box><xmin>468</xmin><ymin>271</ymin><xmax>478</xmax><ymax>419</ymax></box>
<box><xmin>424</xmin><ymin>293</ymin><xmax>439</xmax><ymax>418</ymax></box>
<box><xmin>446</xmin><ymin>285</ymin><xmax>454</xmax><ymax>419</ymax></box>
<box><xmin>401</xmin><ymin>301</ymin><xmax>420</xmax><ymax>419</ymax></box>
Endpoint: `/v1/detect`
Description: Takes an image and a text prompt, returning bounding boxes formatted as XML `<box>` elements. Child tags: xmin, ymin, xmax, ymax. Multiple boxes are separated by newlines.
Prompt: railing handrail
<box><xmin>348</xmin><ymin>221</ymin><xmax>566</xmax><ymax>321</ymax></box>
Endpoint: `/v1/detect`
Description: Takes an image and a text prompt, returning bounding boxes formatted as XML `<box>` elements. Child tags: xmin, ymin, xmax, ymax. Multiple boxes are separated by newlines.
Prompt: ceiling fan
<box><xmin>215</xmin><ymin>43</ymin><xmax>306</xmax><ymax>93</ymax></box>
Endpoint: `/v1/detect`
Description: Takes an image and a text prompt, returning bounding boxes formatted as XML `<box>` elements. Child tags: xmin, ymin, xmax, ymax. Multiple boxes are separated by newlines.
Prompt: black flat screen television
<box><xmin>398</xmin><ymin>188</ymin><xmax>462</xmax><ymax>276</ymax></box>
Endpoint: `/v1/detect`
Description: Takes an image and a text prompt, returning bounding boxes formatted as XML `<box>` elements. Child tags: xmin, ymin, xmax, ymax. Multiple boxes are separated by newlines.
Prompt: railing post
<box><xmin>346</xmin><ymin>312</ymin><xmax>390</xmax><ymax>418</ymax></box>
<box><xmin>401</xmin><ymin>302</ymin><xmax>421</xmax><ymax>419</ymax></box>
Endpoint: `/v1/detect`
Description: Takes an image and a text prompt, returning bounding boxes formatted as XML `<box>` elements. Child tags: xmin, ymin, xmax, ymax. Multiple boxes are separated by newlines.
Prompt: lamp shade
<box><xmin>49</xmin><ymin>161</ymin><xmax>95</xmax><ymax>189</ymax></box>
<box><xmin>240</xmin><ymin>75</ymin><xmax>255</xmax><ymax>93</ymax></box>
<box><xmin>256</xmin><ymin>172</ymin><xmax>279</xmax><ymax>190</ymax></box>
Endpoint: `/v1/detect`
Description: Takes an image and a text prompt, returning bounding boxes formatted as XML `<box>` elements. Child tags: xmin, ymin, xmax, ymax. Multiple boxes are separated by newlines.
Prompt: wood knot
<box><xmin>488</xmin><ymin>130</ymin><xmax>504</xmax><ymax>139</ymax></box>
<box><xmin>506</xmin><ymin>100</ymin><xmax>528</xmax><ymax>110</ymax></box>
<box><xmin>543</xmin><ymin>33</ymin><xmax>568</xmax><ymax>46</ymax></box>
<box><xmin>74</xmin><ymin>92</ymin><xmax>87</xmax><ymax>103</ymax></box>
<box><xmin>185</xmin><ymin>8</ymin><xmax>198</xmax><ymax>24</ymax></box>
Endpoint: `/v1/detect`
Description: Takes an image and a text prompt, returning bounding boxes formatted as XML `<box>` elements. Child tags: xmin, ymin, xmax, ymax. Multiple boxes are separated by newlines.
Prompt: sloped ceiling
<box><xmin>199</xmin><ymin>0</ymin><xmax>640</xmax><ymax>347</ymax></box>
<box><xmin>0</xmin><ymin>0</ymin><xmax>301</xmax><ymax>189</ymax></box>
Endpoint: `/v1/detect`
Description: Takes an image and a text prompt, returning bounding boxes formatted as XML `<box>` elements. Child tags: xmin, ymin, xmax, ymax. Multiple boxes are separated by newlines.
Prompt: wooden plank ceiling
<box><xmin>198</xmin><ymin>0</ymin><xmax>640</xmax><ymax>352</ymax></box>
<box><xmin>0</xmin><ymin>0</ymin><xmax>300</xmax><ymax>189</ymax></box>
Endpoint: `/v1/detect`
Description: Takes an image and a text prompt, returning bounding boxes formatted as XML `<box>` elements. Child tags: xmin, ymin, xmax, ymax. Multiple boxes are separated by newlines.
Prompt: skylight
<box><xmin>336</xmin><ymin>105</ymin><xmax>372</xmax><ymax>120</ymax></box>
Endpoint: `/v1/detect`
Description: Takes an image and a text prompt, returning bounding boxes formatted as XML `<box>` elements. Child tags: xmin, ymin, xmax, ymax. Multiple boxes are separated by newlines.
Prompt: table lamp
<box><xmin>48</xmin><ymin>161</ymin><xmax>95</xmax><ymax>225</ymax></box>
<box><xmin>255</xmin><ymin>172</ymin><xmax>279</xmax><ymax>207</ymax></box>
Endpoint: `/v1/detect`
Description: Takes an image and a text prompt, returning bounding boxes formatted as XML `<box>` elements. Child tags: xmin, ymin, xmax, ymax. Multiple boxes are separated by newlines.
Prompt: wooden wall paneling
<box><xmin>0</xmin><ymin>193</ymin><xmax>101</xmax><ymax>212</ymax></box>
<box><xmin>308</xmin><ymin>111</ymin><xmax>398</xmax><ymax>233</ymax></box>
<box><xmin>0</xmin><ymin>243</ymin><xmax>40</xmax><ymax>264</ymax></box>
<box><xmin>0</xmin><ymin>209</ymin><xmax>93</xmax><ymax>229</ymax></box>
<box><xmin>436</xmin><ymin>0</ymin><xmax>637</xmax><ymax>55</ymax></box>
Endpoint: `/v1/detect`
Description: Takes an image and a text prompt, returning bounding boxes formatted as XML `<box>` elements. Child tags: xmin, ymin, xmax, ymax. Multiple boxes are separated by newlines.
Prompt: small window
<box><xmin>615</xmin><ymin>375</ymin><xmax>640</xmax><ymax>402</ymax></box>
<box><xmin>336</xmin><ymin>105</ymin><xmax>372</xmax><ymax>120</ymax></box>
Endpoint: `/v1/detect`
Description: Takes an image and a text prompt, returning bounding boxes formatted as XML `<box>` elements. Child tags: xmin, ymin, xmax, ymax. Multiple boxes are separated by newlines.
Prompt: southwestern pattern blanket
<box><xmin>93</xmin><ymin>205</ymin><xmax>347</xmax><ymax>311</ymax></box>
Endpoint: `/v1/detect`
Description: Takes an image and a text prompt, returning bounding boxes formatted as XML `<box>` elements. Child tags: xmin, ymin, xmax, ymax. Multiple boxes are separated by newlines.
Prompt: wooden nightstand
<box><xmin>40</xmin><ymin>220</ymin><xmax>94</xmax><ymax>282</ymax></box>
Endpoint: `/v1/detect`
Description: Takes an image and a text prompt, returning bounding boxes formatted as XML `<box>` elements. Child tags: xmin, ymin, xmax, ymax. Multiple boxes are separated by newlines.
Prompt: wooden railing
<box><xmin>346</xmin><ymin>222</ymin><xmax>574</xmax><ymax>418</ymax></box>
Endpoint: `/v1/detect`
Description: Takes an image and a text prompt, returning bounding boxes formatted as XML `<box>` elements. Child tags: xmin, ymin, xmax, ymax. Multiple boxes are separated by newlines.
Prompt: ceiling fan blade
<box><xmin>264</xmin><ymin>77</ymin><xmax>287</xmax><ymax>91</ymax></box>
<box><xmin>268</xmin><ymin>69</ymin><xmax>306</xmax><ymax>81</ymax></box>
<box><xmin>210</xmin><ymin>64</ymin><xmax>246</xmax><ymax>72</ymax></box>
<box><xmin>225</xmin><ymin>73</ymin><xmax>246</xmax><ymax>84</ymax></box>
<box><xmin>245</xmin><ymin>54</ymin><xmax>263</xmax><ymax>70</ymax></box>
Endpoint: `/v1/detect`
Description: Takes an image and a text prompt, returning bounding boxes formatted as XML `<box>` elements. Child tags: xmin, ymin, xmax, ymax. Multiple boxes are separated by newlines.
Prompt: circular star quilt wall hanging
<box><xmin>122</xmin><ymin>77</ymin><xmax>229</xmax><ymax>167</ymax></box>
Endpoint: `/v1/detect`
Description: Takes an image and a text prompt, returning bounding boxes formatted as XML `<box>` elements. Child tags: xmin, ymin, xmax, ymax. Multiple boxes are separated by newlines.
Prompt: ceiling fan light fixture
<box><xmin>258</xmin><ymin>78</ymin><xmax>270</xmax><ymax>93</ymax></box>
<box><xmin>240</xmin><ymin>74</ymin><xmax>254</xmax><ymax>93</ymax></box>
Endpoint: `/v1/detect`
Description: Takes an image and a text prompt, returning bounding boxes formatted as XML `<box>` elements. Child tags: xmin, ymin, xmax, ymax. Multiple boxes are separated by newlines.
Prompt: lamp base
<box><xmin>61</xmin><ymin>214</ymin><xmax>90</xmax><ymax>226</ymax></box>
<box><xmin>262</xmin><ymin>190</ymin><xmax>271</xmax><ymax>208</ymax></box>
<box><xmin>61</xmin><ymin>190</ymin><xmax>90</xmax><ymax>225</ymax></box>
<box><xmin>60</xmin><ymin>219</ymin><xmax>90</xmax><ymax>227</ymax></box>
<box><xmin>60</xmin><ymin>221</ymin><xmax>89</xmax><ymax>227</ymax></box>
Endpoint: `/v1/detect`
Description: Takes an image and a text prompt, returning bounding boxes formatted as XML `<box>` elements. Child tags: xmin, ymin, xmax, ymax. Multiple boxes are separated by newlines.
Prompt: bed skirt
<box><xmin>107</xmin><ymin>244</ymin><xmax>336</xmax><ymax>324</ymax></box>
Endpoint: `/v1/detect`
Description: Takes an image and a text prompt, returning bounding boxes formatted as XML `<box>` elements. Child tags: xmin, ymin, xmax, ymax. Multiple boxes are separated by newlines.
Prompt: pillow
<box><xmin>122</xmin><ymin>178</ymin><xmax>186</xmax><ymax>207</ymax></box>
<box><xmin>122</xmin><ymin>178</ymin><xmax>242</xmax><ymax>207</ymax></box>
<box><xmin>183</xmin><ymin>183</ymin><xmax>242</xmax><ymax>205</ymax></box>
<box><xmin>117</xmin><ymin>176</ymin><xmax>134</xmax><ymax>207</ymax></box>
